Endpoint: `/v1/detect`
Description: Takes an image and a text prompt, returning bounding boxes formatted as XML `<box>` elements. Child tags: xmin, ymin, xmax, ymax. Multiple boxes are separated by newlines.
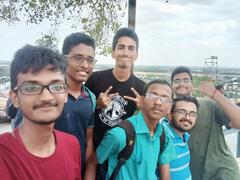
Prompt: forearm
<box><xmin>85</xmin><ymin>129</ymin><xmax>94</xmax><ymax>162</ymax></box>
<box><xmin>212</xmin><ymin>90</ymin><xmax>240</xmax><ymax>129</ymax></box>
<box><xmin>84</xmin><ymin>153</ymin><xmax>98</xmax><ymax>180</ymax></box>
<box><xmin>200</xmin><ymin>81</ymin><xmax>240</xmax><ymax>129</ymax></box>
<box><xmin>158</xmin><ymin>164</ymin><xmax>171</xmax><ymax>180</ymax></box>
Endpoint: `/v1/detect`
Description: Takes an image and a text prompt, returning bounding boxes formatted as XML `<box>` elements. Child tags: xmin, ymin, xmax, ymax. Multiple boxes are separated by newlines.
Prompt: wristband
<box><xmin>211</xmin><ymin>88</ymin><xmax>218</xmax><ymax>99</ymax></box>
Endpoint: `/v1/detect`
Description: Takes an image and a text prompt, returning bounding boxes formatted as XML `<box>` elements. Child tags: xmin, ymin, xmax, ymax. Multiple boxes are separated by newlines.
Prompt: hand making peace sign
<box><xmin>96</xmin><ymin>86</ymin><xmax>118</xmax><ymax>109</ymax></box>
<box><xmin>124</xmin><ymin>87</ymin><xmax>142</xmax><ymax>109</ymax></box>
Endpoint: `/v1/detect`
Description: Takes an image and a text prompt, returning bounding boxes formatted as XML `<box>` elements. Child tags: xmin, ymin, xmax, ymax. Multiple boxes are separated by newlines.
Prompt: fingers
<box><xmin>124</xmin><ymin>95</ymin><xmax>136</xmax><ymax>102</ymax></box>
<box><xmin>109</xmin><ymin>93</ymin><xmax>119</xmax><ymax>97</ymax></box>
<box><xmin>130</xmin><ymin>87</ymin><xmax>141</xmax><ymax>98</ymax></box>
<box><xmin>199</xmin><ymin>81</ymin><xmax>215</xmax><ymax>97</ymax></box>
<box><xmin>104</xmin><ymin>86</ymin><xmax>113</xmax><ymax>95</ymax></box>
<box><xmin>97</xmin><ymin>91</ymin><xmax>118</xmax><ymax>109</ymax></box>
<box><xmin>124</xmin><ymin>87</ymin><xmax>141</xmax><ymax>103</ymax></box>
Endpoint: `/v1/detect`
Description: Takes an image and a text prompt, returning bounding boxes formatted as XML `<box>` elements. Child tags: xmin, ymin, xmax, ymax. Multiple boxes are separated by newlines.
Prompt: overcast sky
<box><xmin>1</xmin><ymin>0</ymin><xmax>240</xmax><ymax>67</ymax></box>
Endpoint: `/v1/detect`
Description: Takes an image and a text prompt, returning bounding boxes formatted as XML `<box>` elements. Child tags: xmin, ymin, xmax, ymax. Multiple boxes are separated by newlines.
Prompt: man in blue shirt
<box><xmin>163</xmin><ymin>96</ymin><xmax>198</xmax><ymax>180</ymax></box>
<box><xmin>85</xmin><ymin>79</ymin><xmax>176</xmax><ymax>180</ymax></box>
<box><xmin>54</xmin><ymin>32</ymin><xmax>97</xmax><ymax>177</ymax></box>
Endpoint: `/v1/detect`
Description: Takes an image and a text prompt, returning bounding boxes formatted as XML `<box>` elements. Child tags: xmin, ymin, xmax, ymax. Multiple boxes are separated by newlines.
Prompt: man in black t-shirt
<box><xmin>85</xmin><ymin>27</ymin><xmax>146</xmax><ymax>180</ymax></box>
<box><xmin>85</xmin><ymin>27</ymin><xmax>145</xmax><ymax>148</ymax></box>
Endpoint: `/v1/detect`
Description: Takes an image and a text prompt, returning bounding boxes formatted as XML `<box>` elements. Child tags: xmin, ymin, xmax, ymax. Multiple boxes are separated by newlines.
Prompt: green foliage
<box><xmin>35</xmin><ymin>32</ymin><xmax>59</xmax><ymax>51</ymax></box>
<box><xmin>0</xmin><ymin>0</ymin><xmax>127</xmax><ymax>55</ymax></box>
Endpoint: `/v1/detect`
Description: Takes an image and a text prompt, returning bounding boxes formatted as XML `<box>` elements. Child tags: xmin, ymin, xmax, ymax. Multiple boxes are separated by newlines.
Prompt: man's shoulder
<box><xmin>86</xmin><ymin>69</ymin><xmax>113</xmax><ymax>86</ymax></box>
<box><xmin>84</xmin><ymin>86</ymin><xmax>95</xmax><ymax>98</ymax></box>
<box><xmin>198</xmin><ymin>97</ymin><xmax>219</xmax><ymax>111</ymax></box>
<box><xmin>0</xmin><ymin>132</ymin><xmax>18</xmax><ymax>156</ymax></box>
<box><xmin>91</xmin><ymin>68</ymin><xmax>112</xmax><ymax>76</ymax></box>
<box><xmin>131</xmin><ymin>74</ymin><xmax>145</xmax><ymax>84</ymax></box>
<box><xmin>198</xmin><ymin>97</ymin><xmax>214</xmax><ymax>104</ymax></box>
<box><xmin>54</xmin><ymin>130</ymin><xmax>79</xmax><ymax>146</ymax></box>
<box><xmin>0</xmin><ymin>132</ymin><xmax>13</xmax><ymax>145</ymax></box>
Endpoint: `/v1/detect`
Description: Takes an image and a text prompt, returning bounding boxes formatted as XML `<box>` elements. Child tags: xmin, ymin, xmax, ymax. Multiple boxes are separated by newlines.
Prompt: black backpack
<box><xmin>109</xmin><ymin>120</ymin><xmax>166</xmax><ymax>180</ymax></box>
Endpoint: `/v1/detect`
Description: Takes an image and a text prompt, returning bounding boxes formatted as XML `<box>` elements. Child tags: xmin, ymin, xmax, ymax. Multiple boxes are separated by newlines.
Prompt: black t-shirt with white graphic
<box><xmin>85</xmin><ymin>69</ymin><xmax>146</xmax><ymax>148</ymax></box>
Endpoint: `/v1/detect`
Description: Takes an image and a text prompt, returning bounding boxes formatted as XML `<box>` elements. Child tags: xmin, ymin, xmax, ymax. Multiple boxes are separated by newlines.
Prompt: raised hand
<box><xmin>96</xmin><ymin>86</ymin><xmax>118</xmax><ymax>109</ymax></box>
<box><xmin>199</xmin><ymin>80</ymin><xmax>216</xmax><ymax>98</ymax></box>
<box><xmin>124</xmin><ymin>87</ymin><xmax>142</xmax><ymax>109</ymax></box>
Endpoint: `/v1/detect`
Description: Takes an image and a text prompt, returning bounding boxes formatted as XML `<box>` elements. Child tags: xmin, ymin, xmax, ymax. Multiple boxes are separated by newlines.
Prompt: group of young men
<box><xmin>1</xmin><ymin>27</ymin><xmax>240</xmax><ymax>180</ymax></box>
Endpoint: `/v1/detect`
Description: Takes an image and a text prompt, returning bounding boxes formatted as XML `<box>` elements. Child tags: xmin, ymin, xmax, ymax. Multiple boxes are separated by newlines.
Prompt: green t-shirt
<box><xmin>189</xmin><ymin>98</ymin><xmax>240</xmax><ymax>180</ymax></box>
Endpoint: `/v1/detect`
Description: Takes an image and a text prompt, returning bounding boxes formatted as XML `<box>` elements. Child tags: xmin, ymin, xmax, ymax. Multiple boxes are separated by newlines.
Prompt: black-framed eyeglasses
<box><xmin>173</xmin><ymin>78</ymin><xmax>191</xmax><ymax>85</ymax></box>
<box><xmin>65</xmin><ymin>54</ymin><xmax>97</xmax><ymax>65</ymax></box>
<box><xmin>173</xmin><ymin>109</ymin><xmax>198</xmax><ymax>119</ymax></box>
<box><xmin>14</xmin><ymin>83</ymin><xmax>68</xmax><ymax>95</ymax></box>
<box><xmin>145</xmin><ymin>92</ymin><xmax>172</xmax><ymax>104</ymax></box>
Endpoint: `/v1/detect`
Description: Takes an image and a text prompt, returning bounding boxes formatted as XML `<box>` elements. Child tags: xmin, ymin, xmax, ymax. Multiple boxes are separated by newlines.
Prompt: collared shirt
<box><xmin>96</xmin><ymin>112</ymin><xmax>176</xmax><ymax>180</ymax></box>
<box><xmin>163</xmin><ymin>121</ymin><xmax>191</xmax><ymax>180</ymax></box>
<box><xmin>54</xmin><ymin>85</ymin><xmax>95</xmax><ymax>176</ymax></box>
<box><xmin>189</xmin><ymin>98</ymin><xmax>240</xmax><ymax>180</ymax></box>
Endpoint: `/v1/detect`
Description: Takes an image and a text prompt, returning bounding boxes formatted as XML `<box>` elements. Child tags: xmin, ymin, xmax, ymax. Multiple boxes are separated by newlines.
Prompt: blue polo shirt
<box><xmin>96</xmin><ymin>112</ymin><xmax>176</xmax><ymax>180</ymax></box>
<box><xmin>163</xmin><ymin>121</ymin><xmax>192</xmax><ymax>180</ymax></box>
<box><xmin>54</xmin><ymin>86</ymin><xmax>95</xmax><ymax>175</ymax></box>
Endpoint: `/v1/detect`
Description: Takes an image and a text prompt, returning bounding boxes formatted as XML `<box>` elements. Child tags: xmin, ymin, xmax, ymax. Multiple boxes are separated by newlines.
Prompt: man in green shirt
<box><xmin>171</xmin><ymin>66</ymin><xmax>240</xmax><ymax>180</ymax></box>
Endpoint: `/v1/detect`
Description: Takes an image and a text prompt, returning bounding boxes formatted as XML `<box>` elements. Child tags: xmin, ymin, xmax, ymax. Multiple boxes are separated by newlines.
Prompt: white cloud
<box><xmin>0</xmin><ymin>0</ymin><xmax>240</xmax><ymax>67</ymax></box>
<box><xmin>135</xmin><ymin>0</ymin><xmax>240</xmax><ymax>67</ymax></box>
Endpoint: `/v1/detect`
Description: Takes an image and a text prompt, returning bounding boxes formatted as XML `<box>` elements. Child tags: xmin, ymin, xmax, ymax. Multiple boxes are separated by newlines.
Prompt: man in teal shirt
<box><xmin>86</xmin><ymin>79</ymin><xmax>176</xmax><ymax>180</ymax></box>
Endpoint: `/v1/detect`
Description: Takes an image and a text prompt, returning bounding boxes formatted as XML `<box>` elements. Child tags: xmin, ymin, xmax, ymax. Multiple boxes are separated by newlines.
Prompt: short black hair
<box><xmin>62</xmin><ymin>32</ymin><xmax>95</xmax><ymax>55</ymax></box>
<box><xmin>10</xmin><ymin>45</ymin><xmax>67</xmax><ymax>90</ymax></box>
<box><xmin>171</xmin><ymin>96</ymin><xmax>199</xmax><ymax>112</ymax></box>
<box><xmin>171</xmin><ymin>66</ymin><xmax>193</xmax><ymax>84</ymax></box>
<box><xmin>112</xmin><ymin>27</ymin><xmax>139</xmax><ymax>51</ymax></box>
<box><xmin>143</xmin><ymin>79</ymin><xmax>173</xmax><ymax>99</ymax></box>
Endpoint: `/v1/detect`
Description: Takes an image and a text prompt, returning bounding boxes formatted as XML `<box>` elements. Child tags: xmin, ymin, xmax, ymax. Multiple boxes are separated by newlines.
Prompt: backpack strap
<box><xmin>85</xmin><ymin>86</ymin><xmax>96</xmax><ymax>111</ymax></box>
<box><xmin>110</xmin><ymin>120</ymin><xmax>136</xmax><ymax>180</ymax></box>
<box><xmin>160</xmin><ymin>124</ymin><xmax>166</xmax><ymax>153</ymax></box>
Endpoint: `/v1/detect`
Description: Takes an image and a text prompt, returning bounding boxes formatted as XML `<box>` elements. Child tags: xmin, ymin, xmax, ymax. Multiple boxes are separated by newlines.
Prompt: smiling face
<box><xmin>66</xmin><ymin>43</ymin><xmax>95</xmax><ymax>83</ymax></box>
<box><xmin>172</xmin><ymin>72</ymin><xmax>193</xmax><ymax>97</ymax></box>
<box><xmin>171</xmin><ymin>101</ymin><xmax>197</xmax><ymax>135</ymax></box>
<box><xmin>10</xmin><ymin>66</ymin><xmax>67</xmax><ymax>125</ymax></box>
<box><xmin>141</xmin><ymin>83</ymin><xmax>172</xmax><ymax>122</ymax></box>
<box><xmin>112</xmin><ymin>36</ymin><xmax>138</xmax><ymax>70</ymax></box>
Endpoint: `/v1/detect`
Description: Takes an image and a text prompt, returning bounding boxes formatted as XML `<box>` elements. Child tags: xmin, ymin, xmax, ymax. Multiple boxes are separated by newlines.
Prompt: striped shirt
<box><xmin>163</xmin><ymin>121</ymin><xmax>192</xmax><ymax>180</ymax></box>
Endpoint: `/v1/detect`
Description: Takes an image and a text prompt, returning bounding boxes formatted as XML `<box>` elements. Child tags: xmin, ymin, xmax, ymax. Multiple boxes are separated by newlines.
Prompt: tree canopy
<box><xmin>0</xmin><ymin>0</ymin><xmax>127</xmax><ymax>54</ymax></box>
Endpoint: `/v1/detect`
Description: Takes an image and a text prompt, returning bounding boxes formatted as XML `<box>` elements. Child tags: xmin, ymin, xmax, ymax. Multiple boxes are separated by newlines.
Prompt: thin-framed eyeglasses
<box><xmin>173</xmin><ymin>109</ymin><xmax>198</xmax><ymax>119</ymax></box>
<box><xmin>145</xmin><ymin>92</ymin><xmax>172</xmax><ymax>104</ymax></box>
<box><xmin>14</xmin><ymin>83</ymin><xmax>68</xmax><ymax>95</ymax></box>
<box><xmin>65</xmin><ymin>54</ymin><xmax>97</xmax><ymax>65</ymax></box>
<box><xmin>173</xmin><ymin>78</ymin><xmax>191</xmax><ymax>85</ymax></box>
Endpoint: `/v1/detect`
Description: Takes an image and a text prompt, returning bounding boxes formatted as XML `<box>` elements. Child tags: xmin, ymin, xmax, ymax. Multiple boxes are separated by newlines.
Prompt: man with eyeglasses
<box><xmin>171</xmin><ymin>66</ymin><xmax>240</xmax><ymax>180</ymax></box>
<box><xmin>10</xmin><ymin>32</ymin><xmax>97</xmax><ymax>178</ymax></box>
<box><xmin>54</xmin><ymin>32</ymin><xmax>97</xmax><ymax>177</ymax></box>
<box><xmin>0</xmin><ymin>45</ymin><xmax>81</xmax><ymax>179</ymax></box>
<box><xmin>85</xmin><ymin>79</ymin><xmax>176</xmax><ymax>180</ymax></box>
<box><xmin>163</xmin><ymin>96</ymin><xmax>199</xmax><ymax>180</ymax></box>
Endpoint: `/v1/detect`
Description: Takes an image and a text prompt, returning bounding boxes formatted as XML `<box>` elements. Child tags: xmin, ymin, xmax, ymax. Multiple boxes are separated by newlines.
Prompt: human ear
<box><xmin>9</xmin><ymin>90</ymin><xmax>20</xmax><ymax>108</ymax></box>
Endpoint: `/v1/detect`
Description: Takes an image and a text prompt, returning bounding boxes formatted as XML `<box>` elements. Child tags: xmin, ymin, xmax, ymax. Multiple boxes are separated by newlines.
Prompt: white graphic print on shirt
<box><xmin>99</xmin><ymin>95</ymin><xmax>127</xmax><ymax>127</ymax></box>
